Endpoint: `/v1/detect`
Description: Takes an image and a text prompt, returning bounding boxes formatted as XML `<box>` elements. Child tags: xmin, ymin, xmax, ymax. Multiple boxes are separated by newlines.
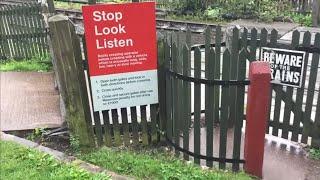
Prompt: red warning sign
<box><xmin>82</xmin><ymin>2</ymin><xmax>158</xmax><ymax>111</ymax></box>
<box><xmin>82</xmin><ymin>2</ymin><xmax>157</xmax><ymax>76</ymax></box>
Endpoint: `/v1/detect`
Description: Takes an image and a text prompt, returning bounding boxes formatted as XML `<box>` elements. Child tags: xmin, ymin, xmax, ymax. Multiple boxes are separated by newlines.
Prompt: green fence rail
<box><xmin>0</xmin><ymin>3</ymin><xmax>48</xmax><ymax>60</ymax></box>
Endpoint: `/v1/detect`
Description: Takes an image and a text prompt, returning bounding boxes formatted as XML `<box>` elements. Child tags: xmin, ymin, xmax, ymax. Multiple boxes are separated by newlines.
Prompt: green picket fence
<box><xmin>0</xmin><ymin>3</ymin><xmax>48</xmax><ymax>60</ymax></box>
<box><xmin>162</xmin><ymin>26</ymin><xmax>320</xmax><ymax>170</ymax></box>
<box><xmin>162</xmin><ymin>27</ymin><xmax>248</xmax><ymax>170</ymax></box>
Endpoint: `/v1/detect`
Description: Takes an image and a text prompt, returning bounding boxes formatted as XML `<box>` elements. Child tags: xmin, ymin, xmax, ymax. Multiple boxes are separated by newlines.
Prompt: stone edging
<box><xmin>0</xmin><ymin>132</ymin><xmax>134</xmax><ymax>180</ymax></box>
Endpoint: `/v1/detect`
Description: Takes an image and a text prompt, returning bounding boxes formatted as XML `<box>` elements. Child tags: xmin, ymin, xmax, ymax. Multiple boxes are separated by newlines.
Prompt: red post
<box><xmin>244</xmin><ymin>61</ymin><xmax>271</xmax><ymax>178</ymax></box>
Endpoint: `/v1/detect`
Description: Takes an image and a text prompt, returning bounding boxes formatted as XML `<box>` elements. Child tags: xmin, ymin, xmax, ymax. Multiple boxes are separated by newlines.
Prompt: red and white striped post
<box><xmin>244</xmin><ymin>61</ymin><xmax>271</xmax><ymax>178</ymax></box>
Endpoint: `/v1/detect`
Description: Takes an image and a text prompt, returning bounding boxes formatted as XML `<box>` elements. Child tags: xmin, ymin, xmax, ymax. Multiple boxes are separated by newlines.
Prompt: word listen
<box><xmin>93</xmin><ymin>11</ymin><xmax>133</xmax><ymax>49</ymax></box>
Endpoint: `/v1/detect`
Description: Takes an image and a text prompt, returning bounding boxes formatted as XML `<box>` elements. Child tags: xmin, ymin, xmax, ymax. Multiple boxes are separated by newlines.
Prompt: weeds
<box><xmin>309</xmin><ymin>148</ymin><xmax>320</xmax><ymax>160</ymax></box>
<box><xmin>26</xmin><ymin>128</ymin><xmax>48</xmax><ymax>141</ymax></box>
<box><xmin>0</xmin><ymin>55</ymin><xmax>52</xmax><ymax>72</ymax></box>
<box><xmin>70</xmin><ymin>134</ymin><xmax>81</xmax><ymax>153</ymax></box>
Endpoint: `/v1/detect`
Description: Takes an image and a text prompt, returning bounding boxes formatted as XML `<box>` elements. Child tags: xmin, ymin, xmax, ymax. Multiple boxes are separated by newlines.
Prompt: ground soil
<box><xmin>7</xmin><ymin>130</ymin><xmax>72</xmax><ymax>154</ymax></box>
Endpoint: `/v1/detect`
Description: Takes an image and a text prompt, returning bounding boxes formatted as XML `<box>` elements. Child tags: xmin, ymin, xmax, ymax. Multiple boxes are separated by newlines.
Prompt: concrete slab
<box><xmin>0</xmin><ymin>72</ymin><xmax>63</xmax><ymax>131</ymax></box>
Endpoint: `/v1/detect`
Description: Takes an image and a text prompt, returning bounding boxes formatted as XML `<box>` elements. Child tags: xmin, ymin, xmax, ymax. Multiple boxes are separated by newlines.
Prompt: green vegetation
<box><xmin>309</xmin><ymin>148</ymin><xmax>320</xmax><ymax>160</ymax></box>
<box><xmin>0</xmin><ymin>140</ymin><xmax>110</xmax><ymax>180</ymax></box>
<box><xmin>80</xmin><ymin>147</ymin><xmax>252</xmax><ymax>179</ymax></box>
<box><xmin>168</xmin><ymin>0</ymin><xmax>312</xmax><ymax>26</ymax></box>
<box><xmin>0</xmin><ymin>56</ymin><xmax>52</xmax><ymax>72</ymax></box>
<box><xmin>26</xmin><ymin>128</ymin><xmax>48</xmax><ymax>141</ymax></box>
<box><xmin>53</xmin><ymin>0</ymin><xmax>127</xmax><ymax>9</ymax></box>
<box><xmin>70</xmin><ymin>134</ymin><xmax>81</xmax><ymax>152</ymax></box>
<box><xmin>53</xmin><ymin>0</ymin><xmax>312</xmax><ymax>27</ymax></box>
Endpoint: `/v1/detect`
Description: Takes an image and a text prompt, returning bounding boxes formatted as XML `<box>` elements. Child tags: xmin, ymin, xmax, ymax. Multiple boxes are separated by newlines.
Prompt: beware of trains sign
<box><xmin>260</xmin><ymin>47</ymin><xmax>306</xmax><ymax>88</ymax></box>
<box><xmin>82</xmin><ymin>2</ymin><xmax>158</xmax><ymax>111</ymax></box>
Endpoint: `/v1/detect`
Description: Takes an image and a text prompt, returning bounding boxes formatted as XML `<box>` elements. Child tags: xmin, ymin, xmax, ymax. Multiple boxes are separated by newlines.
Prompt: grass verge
<box><xmin>0</xmin><ymin>56</ymin><xmax>52</xmax><ymax>72</ymax></box>
<box><xmin>79</xmin><ymin>146</ymin><xmax>252</xmax><ymax>180</ymax></box>
<box><xmin>0</xmin><ymin>140</ymin><xmax>110</xmax><ymax>180</ymax></box>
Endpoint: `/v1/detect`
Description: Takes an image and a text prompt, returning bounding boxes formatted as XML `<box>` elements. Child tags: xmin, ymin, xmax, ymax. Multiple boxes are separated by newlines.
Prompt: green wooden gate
<box><xmin>162</xmin><ymin>27</ymin><xmax>249</xmax><ymax>170</ymax></box>
<box><xmin>161</xmin><ymin>26</ymin><xmax>320</xmax><ymax>170</ymax></box>
<box><xmin>0</xmin><ymin>3</ymin><xmax>48</xmax><ymax>60</ymax></box>
<box><xmin>263</xmin><ymin>31</ymin><xmax>320</xmax><ymax>148</ymax></box>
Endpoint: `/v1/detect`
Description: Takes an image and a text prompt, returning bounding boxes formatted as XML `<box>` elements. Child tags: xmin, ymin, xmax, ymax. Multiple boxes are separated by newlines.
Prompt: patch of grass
<box><xmin>79</xmin><ymin>146</ymin><xmax>252</xmax><ymax>179</ymax></box>
<box><xmin>0</xmin><ymin>56</ymin><xmax>52</xmax><ymax>72</ymax></box>
<box><xmin>309</xmin><ymin>148</ymin><xmax>320</xmax><ymax>160</ymax></box>
<box><xmin>0</xmin><ymin>140</ymin><xmax>110</xmax><ymax>180</ymax></box>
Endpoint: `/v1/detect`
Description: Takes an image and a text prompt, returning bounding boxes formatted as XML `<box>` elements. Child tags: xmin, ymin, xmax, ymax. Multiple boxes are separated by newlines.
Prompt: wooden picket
<box><xmin>0</xmin><ymin>3</ymin><xmax>48</xmax><ymax>60</ymax></box>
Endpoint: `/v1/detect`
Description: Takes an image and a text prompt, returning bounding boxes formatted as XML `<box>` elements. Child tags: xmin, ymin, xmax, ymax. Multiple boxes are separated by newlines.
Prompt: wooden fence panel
<box><xmin>182</xmin><ymin>44</ymin><xmax>191</xmax><ymax>161</ymax></box>
<box><xmin>130</xmin><ymin>107</ymin><xmax>140</xmax><ymax>145</ymax></box>
<box><xmin>232</xmin><ymin>48</ymin><xmax>246</xmax><ymax>171</ymax></box>
<box><xmin>193</xmin><ymin>47</ymin><xmax>202</xmax><ymax>165</ymax></box>
<box><xmin>102</xmin><ymin>110</ymin><xmax>112</xmax><ymax>146</ymax></box>
<box><xmin>229</xmin><ymin>27</ymin><xmax>240</xmax><ymax>127</ymax></box>
<box><xmin>270</xmin><ymin>29</ymin><xmax>282</xmax><ymax>137</ymax></box>
<box><xmin>205</xmin><ymin>27</ymin><xmax>215</xmax><ymax>168</ymax></box>
<box><xmin>292</xmin><ymin>32</ymin><xmax>311</xmax><ymax>143</ymax></box>
<box><xmin>219</xmin><ymin>49</ymin><xmax>231</xmax><ymax>169</ymax></box>
<box><xmin>165</xmin><ymin>40</ymin><xmax>173</xmax><ymax>140</ymax></box>
<box><xmin>0</xmin><ymin>3</ymin><xmax>48</xmax><ymax>60</ymax></box>
<box><xmin>214</xmin><ymin>26</ymin><xmax>221</xmax><ymax>123</ymax></box>
<box><xmin>312</xmin><ymin>77</ymin><xmax>320</xmax><ymax>148</ymax></box>
<box><xmin>121</xmin><ymin>108</ymin><xmax>130</xmax><ymax>146</ymax></box>
<box><xmin>140</xmin><ymin>105</ymin><xmax>149</xmax><ymax>145</ymax></box>
<box><xmin>171</xmin><ymin>42</ymin><xmax>179</xmax><ymax>155</ymax></box>
<box><xmin>302</xmin><ymin>32</ymin><xmax>320</xmax><ymax>142</ymax></box>
<box><xmin>281</xmin><ymin>30</ymin><xmax>300</xmax><ymax>140</ymax></box>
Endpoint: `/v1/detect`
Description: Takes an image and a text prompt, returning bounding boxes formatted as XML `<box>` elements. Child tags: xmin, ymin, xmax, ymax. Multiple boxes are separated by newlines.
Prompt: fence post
<box><xmin>158</xmin><ymin>39</ymin><xmax>166</xmax><ymax>139</ymax></box>
<box><xmin>48</xmin><ymin>14</ymin><xmax>95</xmax><ymax>147</ymax></box>
<box><xmin>312</xmin><ymin>0</ymin><xmax>320</xmax><ymax>27</ymax></box>
<box><xmin>46</xmin><ymin>0</ymin><xmax>55</xmax><ymax>14</ymax></box>
<box><xmin>244</xmin><ymin>61</ymin><xmax>271</xmax><ymax>178</ymax></box>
